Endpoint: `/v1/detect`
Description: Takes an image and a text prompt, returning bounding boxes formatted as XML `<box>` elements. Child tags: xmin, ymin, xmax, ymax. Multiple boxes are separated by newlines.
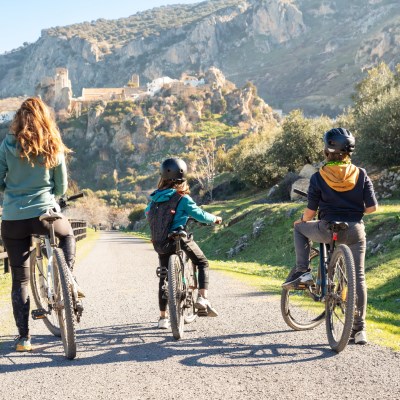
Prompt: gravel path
<box><xmin>0</xmin><ymin>231</ymin><xmax>399</xmax><ymax>399</ymax></box>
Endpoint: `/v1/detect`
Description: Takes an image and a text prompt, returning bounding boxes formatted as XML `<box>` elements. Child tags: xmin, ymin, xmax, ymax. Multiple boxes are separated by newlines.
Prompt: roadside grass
<box><xmin>134</xmin><ymin>195</ymin><xmax>400</xmax><ymax>351</ymax></box>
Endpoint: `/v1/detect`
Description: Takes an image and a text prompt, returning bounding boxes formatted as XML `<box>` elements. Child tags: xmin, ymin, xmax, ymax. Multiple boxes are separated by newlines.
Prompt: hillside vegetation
<box><xmin>45</xmin><ymin>0</ymin><xmax>239</xmax><ymax>47</ymax></box>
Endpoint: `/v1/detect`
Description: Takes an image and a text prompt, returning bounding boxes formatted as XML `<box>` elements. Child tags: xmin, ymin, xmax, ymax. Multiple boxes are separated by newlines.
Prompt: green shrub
<box><xmin>352</xmin><ymin>63</ymin><xmax>400</xmax><ymax>167</ymax></box>
<box><xmin>269</xmin><ymin>110</ymin><xmax>331</xmax><ymax>172</ymax></box>
<box><xmin>128</xmin><ymin>203</ymin><xmax>147</xmax><ymax>224</ymax></box>
<box><xmin>227</xmin><ymin>131</ymin><xmax>285</xmax><ymax>188</ymax></box>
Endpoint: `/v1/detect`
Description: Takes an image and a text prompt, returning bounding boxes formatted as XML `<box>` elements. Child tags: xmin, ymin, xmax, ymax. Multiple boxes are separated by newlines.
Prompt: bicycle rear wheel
<box><xmin>30</xmin><ymin>247</ymin><xmax>61</xmax><ymax>337</ymax></box>
<box><xmin>53</xmin><ymin>248</ymin><xmax>77</xmax><ymax>359</ymax></box>
<box><xmin>183</xmin><ymin>260</ymin><xmax>198</xmax><ymax>325</ymax></box>
<box><xmin>168</xmin><ymin>254</ymin><xmax>185</xmax><ymax>340</ymax></box>
<box><xmin>325</xmin><ymin>244</ymin><xmax>356</xmax><ymax>353</ymax></box>
<box><xmin>281</xmin><ymin>248</ymin><xmax>325</xmax><ymax>330</ymax></box>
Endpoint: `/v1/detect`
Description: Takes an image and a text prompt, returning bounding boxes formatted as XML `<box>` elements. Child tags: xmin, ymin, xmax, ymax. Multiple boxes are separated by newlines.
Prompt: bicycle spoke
<box><xmin>281</xmin><ymin>252</ymin><xmax>325</xmax><ymax>331</ymax></box>
<box><xmin>333</xmin><ymin>310</ymin><xmax>345</xmax><ymax>325</ymax></box>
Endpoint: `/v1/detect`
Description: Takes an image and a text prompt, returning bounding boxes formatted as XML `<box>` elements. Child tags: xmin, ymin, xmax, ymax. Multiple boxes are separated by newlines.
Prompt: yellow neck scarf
<box><xmin>319</xmin><ymin>164</ymin><xmax>360</xmax><ymax>192</ymax></box>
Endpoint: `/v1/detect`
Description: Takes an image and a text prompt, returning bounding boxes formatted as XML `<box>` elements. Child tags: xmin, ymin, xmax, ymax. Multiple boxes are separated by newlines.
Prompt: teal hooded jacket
<box><xmin>0</xmin><ymin>134</ymin><xmax>68</xmax><ymax>220</ymax></box>
<box><xmin>145</xmin><ymin>188</ymin><xmax>216</xmax><ymax>231</ymax></box>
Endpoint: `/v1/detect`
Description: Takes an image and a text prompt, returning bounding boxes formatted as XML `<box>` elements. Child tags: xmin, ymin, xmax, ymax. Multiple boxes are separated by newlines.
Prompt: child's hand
<box><xmin>214</xmin><ymin>216</ymin><xmax>222</xmax><ymax>224</ymax></box>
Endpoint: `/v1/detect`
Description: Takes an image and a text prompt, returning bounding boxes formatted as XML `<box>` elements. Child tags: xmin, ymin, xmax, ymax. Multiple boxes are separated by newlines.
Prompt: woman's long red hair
<box><xmin>10</xmin><ymin>97</ymin><xmax>71</xmax><ymax>168</ymax></box>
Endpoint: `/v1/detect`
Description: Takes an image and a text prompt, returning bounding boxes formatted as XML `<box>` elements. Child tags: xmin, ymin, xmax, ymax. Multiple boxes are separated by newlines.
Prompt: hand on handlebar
<box><xmin>214</xmin><ymin>216</ymin><xmax>223</xmax><ymax>225</ymax></box>
<box><xmin>58</xmin><ymin>192</ymin><xmax>84</xmax><ymax>209</ymax></box>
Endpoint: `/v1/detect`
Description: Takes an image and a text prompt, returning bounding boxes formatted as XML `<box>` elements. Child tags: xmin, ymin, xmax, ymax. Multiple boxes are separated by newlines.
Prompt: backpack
<box><xmin>147</xmin><ymin>191</ymin><xmax>183</xmax><ymax>254</ymax></box>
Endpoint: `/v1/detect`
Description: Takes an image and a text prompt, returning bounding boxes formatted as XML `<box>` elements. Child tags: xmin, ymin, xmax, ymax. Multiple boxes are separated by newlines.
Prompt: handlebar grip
<box><xmin>67</xmin><ymin>193</ymin><xmax>84</xmax><ymax>201</ymax></box>
<box><xmin>293</xmin><ymin>188</ymin><xmax>308</xmax><ymax>198</ymax></box>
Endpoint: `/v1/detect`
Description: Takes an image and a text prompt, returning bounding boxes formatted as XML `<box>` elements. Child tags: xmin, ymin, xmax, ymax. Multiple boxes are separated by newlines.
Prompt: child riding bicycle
<box><xmin>145</xmin><ymin>158</ymin><xmax>222</xmax><ymax>329</ymax></box>
<box><xmin>282</xmin><ymin>128</ymin><xmax>378</xmax><ymax>345</ymax></box>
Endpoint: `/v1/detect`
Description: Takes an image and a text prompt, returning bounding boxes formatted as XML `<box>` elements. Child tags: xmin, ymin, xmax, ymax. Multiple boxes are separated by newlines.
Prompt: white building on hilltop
<box><xmin>0</xmin><ymin>111</ymin><xmax>16</xmax><ymax>124</ymax></box>
<box><xmin>147</xmin><ymin>77</ymin><xmax>178</xmax><ymax>96</ymax></box>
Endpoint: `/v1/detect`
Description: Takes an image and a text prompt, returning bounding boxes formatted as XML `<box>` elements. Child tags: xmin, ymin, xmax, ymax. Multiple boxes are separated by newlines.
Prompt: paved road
<box><xmin>0</xmin><ymin>231</ymin><xmax>399</xmax><ymax>399</ymax></box>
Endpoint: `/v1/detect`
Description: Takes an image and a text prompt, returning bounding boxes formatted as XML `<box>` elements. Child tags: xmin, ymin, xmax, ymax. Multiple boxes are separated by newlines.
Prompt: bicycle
<box><xmin>281</xmin><ymin>188</ymin><xmax>356</xmax><ymax>353</ymax></box>
<box><xmin>159</xmin><ymin>219</ymin><xmax>208</xmax><ymax>340</ymax></box>
<box><xmin>30</xmin><ymin>193</ymin><xmax>84</xmax><ymax>359</ymax></box>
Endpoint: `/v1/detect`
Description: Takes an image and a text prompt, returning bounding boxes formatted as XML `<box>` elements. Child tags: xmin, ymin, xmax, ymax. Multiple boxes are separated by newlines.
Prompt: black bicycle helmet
<box><xmin>323</xmin><ymin>128</ymin><xmax>355</xmax><ymax>154</ymax></box>
<box><xmin>160</xmin><ymin>158</ymin><xmax>187</xmax><ymax>182</ymax></box>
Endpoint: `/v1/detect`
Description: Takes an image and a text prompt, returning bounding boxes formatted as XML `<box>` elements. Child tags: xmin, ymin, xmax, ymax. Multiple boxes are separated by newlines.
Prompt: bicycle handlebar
<box><xmin>58</xmin><ymin>192</ymin><xmax>84</xmax><ymax>209</ymax></box>
<box><xmin>186</xmin><ymin>217</ymin><xmax>211</xmax><ymax>227</ymax></box>
<box><xmin>66</xmin><ymin>193</ymin><xmax>84</xmax><ymax>202</ymax></box>
<box><xmin>293</xmin><ymin>188</ymin><xmax>308</xmax><ymax>198</ymax></box>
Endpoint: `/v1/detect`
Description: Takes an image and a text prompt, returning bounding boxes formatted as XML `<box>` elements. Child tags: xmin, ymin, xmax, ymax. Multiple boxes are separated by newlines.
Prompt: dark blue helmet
<box><xmin>160</xmin><ymin>158</ymin><xmax>187</xmax><ymax>182</ymax></box>
<box><xmin>323</xmin><ymin>128</ymin><xmax>355</xmax><ymax>154</ymax></box>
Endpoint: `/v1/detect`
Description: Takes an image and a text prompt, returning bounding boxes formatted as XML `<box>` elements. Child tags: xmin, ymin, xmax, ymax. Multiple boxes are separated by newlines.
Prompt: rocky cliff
<box><xmin>1</xmin><ymin>0</ymin><xmax>400</xmax><ymax>115</ymax></box>
<box><xmin>54</xmin><ymin>68</ymin><xmax>278</xmax><ymax>193</ymax></box>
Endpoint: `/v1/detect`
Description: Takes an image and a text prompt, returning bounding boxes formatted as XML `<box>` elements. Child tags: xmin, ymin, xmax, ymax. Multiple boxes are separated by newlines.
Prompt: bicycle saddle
<box><xmin>39</xmin><ymin>208</ymin><xmax>63</xmax><ymax>222</ymax></box>
<box><xmin>168</xmin><ymin>229</ymin><xmax>188</xmax><ymax>239</ymax></box>
<box><xmin>327</xmin><ymin>221</ymin><xmax>349</xmax><ymax>232</ymax></box>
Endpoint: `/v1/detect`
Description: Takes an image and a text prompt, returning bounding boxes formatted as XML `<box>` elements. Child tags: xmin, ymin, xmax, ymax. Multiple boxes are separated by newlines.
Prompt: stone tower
<box><xmin>128</xmin><ymin>74</ymin><xmax>140</xmax><ymax>88</ymax></box>
<box><xmin>54</xmin><ymin>68</ymin><xmax>72</xmax><ymax>112</ymax></box>
<box><xmin>55</xmin><ymin>68</ymin><xmax>71</xmax><ymax>99</ymax></box>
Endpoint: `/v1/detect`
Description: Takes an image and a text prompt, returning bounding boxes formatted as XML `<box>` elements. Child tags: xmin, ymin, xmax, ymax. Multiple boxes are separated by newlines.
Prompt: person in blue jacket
<box><xmin>0</xmin><ymin>97</ymin><xmax>78</xmax><ymax>352</ymax></box>
<box><xmin>145</xmin><ymin>158</ymin><xmax>222</xmax><ymax>329</ymax></box>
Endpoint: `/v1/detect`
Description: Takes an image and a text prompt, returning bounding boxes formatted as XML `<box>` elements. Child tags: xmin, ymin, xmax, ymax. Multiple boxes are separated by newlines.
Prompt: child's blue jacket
<box><xmin>145</xmin><ymin>188</ymin><xmax>216</xmax><ymax>231</ymax></box>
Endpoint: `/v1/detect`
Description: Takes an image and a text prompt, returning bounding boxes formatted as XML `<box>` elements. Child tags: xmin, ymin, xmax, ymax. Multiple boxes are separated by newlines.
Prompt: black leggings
<box><xmin>1</xmin><ymin>215</ymin><xmax>75</xmax><ymax>338</ymax></box>
<box><xmin>158</xmin><ymin>236</ymin><xmax>209</xmax><ymax>312</ymax></box>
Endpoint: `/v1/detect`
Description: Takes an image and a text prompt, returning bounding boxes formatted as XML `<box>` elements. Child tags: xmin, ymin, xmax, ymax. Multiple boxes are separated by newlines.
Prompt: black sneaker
<box><xmin>282</xmin><ymin>267</ymin><xmax>313</xmax><ymax>288</ymax></box>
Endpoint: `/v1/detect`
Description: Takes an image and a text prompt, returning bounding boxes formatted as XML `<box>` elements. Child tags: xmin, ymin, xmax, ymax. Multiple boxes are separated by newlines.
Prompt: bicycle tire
<box><xmin>53</xmin><ymin>248</ymin><xmax>77</xmax><ymax>359</ymax></box>
<box><xmin>325</xmin><ymin>244</ymin><xmax>356</xmax><ymax>353</ymax></box>
<box><xmin>30</xmin><ymin>247</ymin><xmax>61</xmax><ymax>337</ymax></box>
<box><xmin>183</xmin><ymin>260</ymin><xmax>198</xmax><ymax>325</ymax></box>
<box><xmin>281</xmin><ymin>248</ymin><xmax>325</xmax><ymax>330</ymax></box>
<box><xmin>168</xmin><ymin>254</ymin><xmax>185</xmax><ymax>340</ymax></box>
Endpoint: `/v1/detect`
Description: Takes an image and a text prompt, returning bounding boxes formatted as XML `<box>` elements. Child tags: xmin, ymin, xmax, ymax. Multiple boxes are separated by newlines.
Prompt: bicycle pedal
<box><xmin>31</xmin><ymin>308</ymin><xmax>49</xmax><ymax>320</ymax></box>
<box><xmin>75</xmin><ymin>301</ymin><xmax>84</xmax><ymax>313</ymax></box>
<box><xmin>295</xmin><ymin>283</ymin><xmax>308</xmax><ymax>289</ymax></box>
<box><xmin>197</xmin><ymin>309</ymin><xmax>208</xmax><ymax>317</ymax></box>
<box><xmin>156</xmin><ymin>266</ymin><xmax>168</xmax><ymax>279</ymax></box>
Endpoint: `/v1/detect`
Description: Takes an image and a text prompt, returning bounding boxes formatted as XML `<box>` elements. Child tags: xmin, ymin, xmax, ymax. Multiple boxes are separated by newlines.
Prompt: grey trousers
<box><xmin>294</xmin><ymin>220</ymin><xmax>367</xmax><ymax>331</ymax></box>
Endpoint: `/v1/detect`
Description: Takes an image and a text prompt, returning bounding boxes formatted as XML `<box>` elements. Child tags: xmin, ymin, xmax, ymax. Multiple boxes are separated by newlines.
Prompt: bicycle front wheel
<box><xmin>168</xmin><ymin>254</ymin><xmax>185</xmax><ymax>340</ymax></box>
<box><xmin>325</xmin><ymin>244</ymin><xmax>356</xmax><ymax>353</ymax></box>
<box><xmin>53</xmin><ymin>248</ymin><xmax>77</xmax><ymax>359</ymax></box>
<box><xmin>281</xmin><ymin>249</ymin><xmax>325</xmax><ymax>330</ymax></box>
<box><xmin>30</xmin><ymin>247</ymin><xmax>61</xmax><ymax>337</ymax></box>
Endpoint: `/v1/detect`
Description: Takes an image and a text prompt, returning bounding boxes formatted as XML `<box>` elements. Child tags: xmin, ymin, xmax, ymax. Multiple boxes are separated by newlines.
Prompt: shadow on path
<box><xmin>0</xmin><ymin>322</ymin><xmax>336</xmax><ymax>372</ymax></box>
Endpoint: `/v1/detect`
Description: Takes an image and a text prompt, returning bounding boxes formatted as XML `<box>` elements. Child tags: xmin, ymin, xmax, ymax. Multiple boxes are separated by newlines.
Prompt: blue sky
<box><xmin>0</xmin><ymin>0</ymin><xmax>200</xmax><ymax>54</ymax></box>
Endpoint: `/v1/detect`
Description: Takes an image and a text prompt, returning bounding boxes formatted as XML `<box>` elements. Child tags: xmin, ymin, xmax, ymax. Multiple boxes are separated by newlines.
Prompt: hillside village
<box><xmin>0</xmin><ymin>67</ymin><xmax>240</xmax><ymax>123</ymax></box>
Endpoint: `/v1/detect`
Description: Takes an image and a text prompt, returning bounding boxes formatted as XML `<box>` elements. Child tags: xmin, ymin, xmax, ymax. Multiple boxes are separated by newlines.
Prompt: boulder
<box><xmin>291</xmin><ymin>178</ymin><xmax>310</xmax><ymax>200</ymax></box>
<box><xmin>299</xmin><ymin>164</ymin><xmax>318</xmax><ymax>179</ymax></box>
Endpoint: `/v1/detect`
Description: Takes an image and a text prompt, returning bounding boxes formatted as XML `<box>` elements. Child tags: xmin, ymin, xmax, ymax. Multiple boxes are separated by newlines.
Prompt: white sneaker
<box><xmin>354</xmin><ymin>330</ymin><xmax>368</xmax><ymax>345</ymax></box>
<box><xmin>194</xmin><ymin>295</ymin><xmax>208</xmax><ymax>310</ymax></box>
<box><xmin>195</xmin><ymin>296</ymin><xmax>219</xmax><ymax>317</ymax></box>
<box><xmin>72</xmin><ymin>275</ymin><xmax>85</xmax><ymax>298</ymax></box>
<box><xmin>158</xmin><ymin>318</ymin><xmax>170</xmax><ymax>329</ymax></box>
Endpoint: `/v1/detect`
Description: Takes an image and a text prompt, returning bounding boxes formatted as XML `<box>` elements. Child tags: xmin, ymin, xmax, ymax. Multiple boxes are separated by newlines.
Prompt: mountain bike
<box><xmin>30</xmin><ymin>193</ymin><xmax>84</xmax><ymax>359</ymax></box>
<box><xmin>163</xmin><ymin>219</ymin><xmax>209</xmax><ymax>340</ymax></box>
<box><xmin>281</xmin><ymin>189</ymin><xmax>356</xmax><ymax>353</ymax></box>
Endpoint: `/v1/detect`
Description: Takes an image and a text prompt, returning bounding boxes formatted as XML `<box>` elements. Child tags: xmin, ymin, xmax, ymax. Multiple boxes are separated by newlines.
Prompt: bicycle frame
<box><xmin>172</xmin><ymin>234</ymin><xmax>191</xmax><ymax>289</ymax></box>
<box><xmin>32</xmin><ymin>223</ymin><xmax>79</xmax><ymax>309</ymax></box>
